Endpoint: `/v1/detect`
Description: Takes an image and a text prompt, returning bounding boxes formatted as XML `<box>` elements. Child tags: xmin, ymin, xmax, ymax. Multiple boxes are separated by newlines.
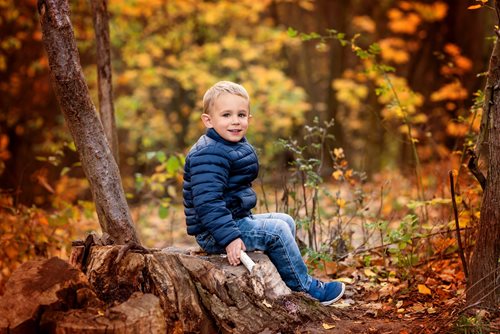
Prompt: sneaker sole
<box><xmin>320</xmin><ymin>282</ymin><xmax>346</xmax><ymax>306</ymax></box>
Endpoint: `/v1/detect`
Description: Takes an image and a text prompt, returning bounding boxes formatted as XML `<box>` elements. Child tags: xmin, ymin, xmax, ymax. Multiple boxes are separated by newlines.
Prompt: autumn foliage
<box><xmin>1</xmin><ymin>0</ymin><xmax>499</xmax><ymax>332</ymax></box>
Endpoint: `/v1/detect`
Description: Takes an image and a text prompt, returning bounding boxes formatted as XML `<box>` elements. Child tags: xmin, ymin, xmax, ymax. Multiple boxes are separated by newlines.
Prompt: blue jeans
<box><xmin>195</xmin><ymin>213</ymin><xmax>312</xmax><ymax>292</ymax></box>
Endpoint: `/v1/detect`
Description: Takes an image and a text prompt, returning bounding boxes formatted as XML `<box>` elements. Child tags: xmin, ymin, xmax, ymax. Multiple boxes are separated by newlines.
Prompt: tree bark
<box><xmin>467</xmin><ymin>5</ymin><xmax>500</xmax><ymax>307</ymax></box>
<box><xmin>37</xmin><ymin>0</ymin><xmax>139</xmax><ymax>245</ymax></box>
<box><xmin>90</xmin><ymin>0</ymin><xmax>119</xmax><ymax>164</ymax></box>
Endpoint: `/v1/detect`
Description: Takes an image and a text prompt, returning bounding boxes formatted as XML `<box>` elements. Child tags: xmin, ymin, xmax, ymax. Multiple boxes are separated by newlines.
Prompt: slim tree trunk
<box><xmin>467</xmin><ymin>4</ymin><xmax>500</xmax><ymax>307</ymax></box>
<box><xmin>90</xmin><ymin>0</ymin><xmax>119</xmax><ymax>163</ymax></box>
<box><xmin>37</xmin><ymin>0</ymin><xmax>139</xmax><ymax>245</ymax></box>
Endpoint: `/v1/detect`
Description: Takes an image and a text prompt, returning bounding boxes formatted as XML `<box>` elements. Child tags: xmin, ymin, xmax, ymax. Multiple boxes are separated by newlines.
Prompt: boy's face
<box><xmin>201</xmin><ymin>93</ymin><xmax>251</xmax><ymax>142</ymax></box>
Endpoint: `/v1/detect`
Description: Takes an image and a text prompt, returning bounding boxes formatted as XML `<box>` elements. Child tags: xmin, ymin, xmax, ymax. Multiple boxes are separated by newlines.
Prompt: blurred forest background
<box><xmin>0</xmin><ymin>0</ymin><xmax>495</xmax><ymax>317</ymax></box>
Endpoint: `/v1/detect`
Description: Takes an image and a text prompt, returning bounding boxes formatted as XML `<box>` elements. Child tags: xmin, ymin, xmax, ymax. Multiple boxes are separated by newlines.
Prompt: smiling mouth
<box><xmin>228</xmin><ymin>129</ymin><xmax>242</xmax><ymax>133</ymax></box>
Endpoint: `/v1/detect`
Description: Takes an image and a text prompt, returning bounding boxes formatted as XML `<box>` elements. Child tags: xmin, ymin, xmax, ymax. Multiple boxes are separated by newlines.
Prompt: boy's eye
<box><xmin>222</xmin><ymin>113</ymin><xmax>230</xmax><ymax>117</ymax></box>
<box><xmin>238</xmin><ymin>113</ymin><xmax>247</xmax><ymax>118</ymax></box>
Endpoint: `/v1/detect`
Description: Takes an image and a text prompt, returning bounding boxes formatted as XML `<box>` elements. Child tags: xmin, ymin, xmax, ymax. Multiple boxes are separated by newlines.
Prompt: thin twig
<box><xmin>449</xmin><ymin>171</ymin><xmax>469</xmax><ymax>279</ymax></box>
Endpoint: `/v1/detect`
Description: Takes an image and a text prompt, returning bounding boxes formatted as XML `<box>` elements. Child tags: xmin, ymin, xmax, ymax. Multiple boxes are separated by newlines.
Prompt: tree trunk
<box><xmin>37</xmin><ymin>0</ymin><xmax>139</xmax><ymax>245</ymax></box>
<box><xmin>467</xmin><ymin>5</ymin><xmax>500</xmax><ymax>308</ymax></box>
<box><xmin>90</xmin><ymin>0</ymin><xmax>119</xmax><ymax>163</ymax></box>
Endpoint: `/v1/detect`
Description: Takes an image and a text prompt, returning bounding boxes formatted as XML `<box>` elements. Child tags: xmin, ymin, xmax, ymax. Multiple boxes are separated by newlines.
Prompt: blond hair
<box><xmin>202</xmin><ymin>81</ymin><xmax>250</xmax><ymax>114</ymax></box>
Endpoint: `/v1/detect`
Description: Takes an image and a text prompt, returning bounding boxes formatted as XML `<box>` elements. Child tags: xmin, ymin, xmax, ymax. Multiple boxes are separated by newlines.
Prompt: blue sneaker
<box><xmin>307</xmin><ymin>279</ymin><xmax>345</xmax><ymax>305</ymax></box>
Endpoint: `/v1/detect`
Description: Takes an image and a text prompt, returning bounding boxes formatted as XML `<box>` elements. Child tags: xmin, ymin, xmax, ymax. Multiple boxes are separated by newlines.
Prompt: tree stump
<box><xmin>83</xmin><ymin>246</ymin><xmax>329</xmax><ymax>333</ymax></box>
<box><xmin>0</xmin><ymin>247</ymin><xmax>333</xmax><ymax>333</ymax></box>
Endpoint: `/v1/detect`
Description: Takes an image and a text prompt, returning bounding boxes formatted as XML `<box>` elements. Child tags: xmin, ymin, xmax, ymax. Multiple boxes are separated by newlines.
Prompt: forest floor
<box><xmin>71</xmin><ymin>205</ymin><xmax>498</xmax><ymax>333</ymax></box>
<box><xmin>132</xmin><ymin>205</ymin><xmax>499</xmax><ymax>334</ymax></box>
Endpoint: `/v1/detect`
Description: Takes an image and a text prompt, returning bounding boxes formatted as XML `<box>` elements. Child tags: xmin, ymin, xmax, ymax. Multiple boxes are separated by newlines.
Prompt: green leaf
<box><xmin>166</xmin><ymin>156</ymin><xmax>180</xmax><ymax>174</ymax></box>
<box><xmin>368</xmin><ymin>43</ymin><xmax>381</xmax><ymax>55</ymax></box>
<box><xmin>156</xmin><ymin>151</ymin><xmax>166</xmax><ymax>163</ymax></box>
<box><xmin>60</xmin><ymin>167</ymin><xmax>70</xmax><ymax>176</ymax></box>
<box><xmin>287</xmin><ymin>27</ymin><xmax>298</xmax><ymax>37</ymax></box>
<box><xmin>158</xmin><ymin>205</ymin><xmax>169</xmax><ymax>219</ymax></box>
<box><xmin>67</xmin><ymin>141</ymin><xmax>77</xmax><ymax>152</ymax></box>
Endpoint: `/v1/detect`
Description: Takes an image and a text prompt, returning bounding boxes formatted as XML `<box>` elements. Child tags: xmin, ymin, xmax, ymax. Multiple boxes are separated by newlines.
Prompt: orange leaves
<box><xmin>430</xmin><ymin>81</ymin><xmax>468</xmax><ymax>102</ymax></box>
<box><xmin>378</xmin><ymin>38</ymin><xmax>409</xmax><ymax>64</ymax></box>
<box><xmin>0</xmin><ymin>134</ymin><xmax>11</xmax><ymax>176</ymax></box>
<box><xmin>417</xmin><ymin>284</ymin><xmax>432</xmax><ymax>295</ymax></box>
<box><xmin>440</xmin><ymin>43</ymin><xmax>473</xmax><ymax>76</ymax></box>
<box><xmin>413</xmin><ymin>2</ymin><xmax>448</xmax><ymax>22</ymax></box>
<box><xmin>352</xmin><ymin>16</ymin><xmax>376</xmax><ymax>33</ymax></box>
<box><xmin>468</xmin><ymin>1</ymin><xmax>488</xmax><ymax>10</ymax></box>
<box><xmin>387</xmin><ymin>9</ymin><xmax>421</xmax><ymax>34</ymax></box>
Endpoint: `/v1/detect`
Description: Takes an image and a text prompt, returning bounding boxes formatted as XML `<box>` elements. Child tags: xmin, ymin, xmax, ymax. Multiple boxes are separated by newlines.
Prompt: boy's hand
<box><xmin>225</xmin><ymin>238</ymin><xmax>246</xmax><ymax>266</ymax></box>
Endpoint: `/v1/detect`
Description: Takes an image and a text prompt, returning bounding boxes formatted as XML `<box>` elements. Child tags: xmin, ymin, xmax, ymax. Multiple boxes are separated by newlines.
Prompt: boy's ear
<box><xmin>201</xmin><ymin>113</ymin><xmax>213</xmax><ymax>128</ymax></box>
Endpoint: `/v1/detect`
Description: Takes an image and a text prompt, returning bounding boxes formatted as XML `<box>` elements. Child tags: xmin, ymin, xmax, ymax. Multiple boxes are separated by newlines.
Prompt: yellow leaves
<box><xmin>417</xmin><ymin>284</ymin><xmax>432</xmax><ymax>295</ymax></box>
<box><xmin>332</xmin><ymin>78</ymin><xmax>368</xmax><ymax>110</ymax></box>
<box><xmin>379</xmin><ymin>38</ymin><xmax>410</xmax><ymax>64</ymax></box>
<box><xmin>378</xmin><ymin>75</ymin><xmax>424</xmax><ymax>120</ymax></box>
<box><xmin>352</xmin><ymin>16</ymin><xmax>376</xmax><ymax>33</ymax></box>
<box><xmin>336</xmin><ymin>198</ymin><xmax>346</xmax><ymax>209</ymax></box>
<box><xmin>111</xmin><ymin>0</ymin><xmax>164</xmax><ymax>17</ymax></box>
<box><xmin>364</xmin><ymin>268</ymin><xmax>378</xmax><ymax>277</ymax></box>
<box><xmin>135</xmin><ymin>53</ymin><xmax>152</xmax><ymax>68</ymax></box>
<box><xmin>220</xmin><ymin>57</ymin><xmax>241</xmax><ymax>70</ymax></box>
<box><xmin>430</xmin><ymin>81</ymin><xmax>468</xmax><ymax>102</ymax></box>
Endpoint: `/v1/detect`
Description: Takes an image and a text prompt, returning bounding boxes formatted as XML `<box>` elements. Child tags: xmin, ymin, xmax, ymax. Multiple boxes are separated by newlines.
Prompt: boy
<box><xmin>183</xmin><ymin>81</ymin><xmax>345</xmax><ymax>305</ymax></box>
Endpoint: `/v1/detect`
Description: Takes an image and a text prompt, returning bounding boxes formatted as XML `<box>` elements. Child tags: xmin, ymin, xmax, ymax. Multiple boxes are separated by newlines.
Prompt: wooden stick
<box><xmin>240</xmin><ymin>251</ymin><xmax>255</xmax><ymax>273</ymax></box>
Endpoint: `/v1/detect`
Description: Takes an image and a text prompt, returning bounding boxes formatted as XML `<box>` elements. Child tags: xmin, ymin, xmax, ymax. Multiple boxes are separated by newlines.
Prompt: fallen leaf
<box><xmin>337</xmin><ymin>277</ymin><xmax>354</xmax><ymax>284</ymax></box>
<box><xmin>322</xmin><ymin>323</ymin><xmax>336</xmax><ymax>330</ymax></box>
<box><xmin>364</xmin><ymin>268</ymin><xmax>377</xmax><ymax>277</ymax></box>
<box><xmin>418</xmin><ymin>284</ymin><xmax>432</xmax><ymax>295</ymax></box>
<box><xmin>323</xmin><ymin>260</ymin><xmax>338</xmax><ymax>275</ymax></box>
<box><xmin>365</xmin><ymin>291</ymin><xmax>379</xmax><ymax>301</ymax></box>
<box><xmin>411</xmin><ymin>303</ymin><xmax>426</xmax><ymax>313</ymax></box>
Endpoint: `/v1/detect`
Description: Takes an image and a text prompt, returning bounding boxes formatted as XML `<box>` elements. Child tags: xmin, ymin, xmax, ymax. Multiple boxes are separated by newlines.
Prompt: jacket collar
<box><xmin>206</xmin><ymin>128</ymin><xmax>247</xmax><ymax>145</ymax></box>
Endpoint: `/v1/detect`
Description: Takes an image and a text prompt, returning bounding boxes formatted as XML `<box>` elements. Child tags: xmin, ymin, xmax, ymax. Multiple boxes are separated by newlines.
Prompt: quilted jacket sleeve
<box><xmin>189</xmin><ymin>147</ymin><xmax>241</xmax><ymax>247</ymax></box>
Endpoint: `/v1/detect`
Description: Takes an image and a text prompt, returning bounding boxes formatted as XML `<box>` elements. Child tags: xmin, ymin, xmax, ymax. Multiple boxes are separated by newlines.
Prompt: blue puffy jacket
<box><xmin>183</xmin><ymin>128</ymin><xmax>259</xmax><ymax>247</ymax></box>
